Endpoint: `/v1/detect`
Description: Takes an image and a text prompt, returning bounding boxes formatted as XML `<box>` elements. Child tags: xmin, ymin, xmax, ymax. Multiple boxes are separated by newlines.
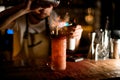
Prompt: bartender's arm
<box><xmin>0</xmin><ymin>0</ymin><xmax>39</xmax><ymax>30</ymax></box>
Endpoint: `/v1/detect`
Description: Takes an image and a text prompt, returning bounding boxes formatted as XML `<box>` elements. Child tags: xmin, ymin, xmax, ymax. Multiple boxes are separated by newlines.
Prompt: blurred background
<box><xmin>0</xmin><ymin>0</ymin><xmax>120</xmax><ymax>53</ymax></box>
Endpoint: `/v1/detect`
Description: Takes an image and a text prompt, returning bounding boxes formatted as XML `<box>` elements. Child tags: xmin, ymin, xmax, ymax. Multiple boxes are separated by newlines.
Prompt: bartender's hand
<box><xmin>67</xmin><ymin>25</ymin><xmax>83</xmax><ymax>37</ymax></box>
<box><xmin>67</xmin><ymin>25</ymin><xmax>83</xmax><ymax>50</ymax></box>
<box><xmin>21</xmin><ymin>0</ymin><xmax>43</xmax><ymax>14</ymax></box>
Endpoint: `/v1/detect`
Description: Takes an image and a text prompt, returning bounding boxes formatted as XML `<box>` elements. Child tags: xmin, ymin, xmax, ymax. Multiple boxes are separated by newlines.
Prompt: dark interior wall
<box><xmin>113</xmin><ymin>0</ymin><xmax>120</xmax><ymax>30</ymax></box>
<box><xmin>99</xmin><ymin>0</ymin><xmax>120</xmax><ymax>39</ymax></box>
<box><xmin>100</xmin><ymin>0</ymin><xmax>120</xmax><ymax>30</ymax></box>
<box><xmin>100</xmin><ymin>0</ymin><xmax>113</xmax><ymax>30</ymax></box>
<box><xmin>0</xmin><ymin>0</ymin><xmax>120</xmax><ymax>30</ymax></box>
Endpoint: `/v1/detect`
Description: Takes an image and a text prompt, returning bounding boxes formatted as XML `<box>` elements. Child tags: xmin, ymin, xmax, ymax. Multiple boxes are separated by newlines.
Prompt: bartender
<box><xmin>0</xmin><ymin>0</ymin><xmax>82</xmax><ymax>64</ymax></box>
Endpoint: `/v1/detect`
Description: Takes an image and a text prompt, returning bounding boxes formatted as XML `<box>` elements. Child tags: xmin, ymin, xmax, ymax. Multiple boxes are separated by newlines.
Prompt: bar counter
<box><xmin>1</xmin><ymin>58</ymin><xmax>120</xmax><ymax>80</ymax></box>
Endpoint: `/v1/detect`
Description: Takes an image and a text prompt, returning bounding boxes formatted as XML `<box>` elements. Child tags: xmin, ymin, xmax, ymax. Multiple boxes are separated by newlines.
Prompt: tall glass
<box><xmin>51</xmin><ymin>35</ymin><xmax>66</xmax><ymax>70</ymax></box>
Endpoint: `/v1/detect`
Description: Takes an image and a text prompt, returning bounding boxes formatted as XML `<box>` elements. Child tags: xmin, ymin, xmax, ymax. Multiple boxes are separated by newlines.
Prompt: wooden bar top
<box><xmin>1</xmin><ymin>59</ymin><xmax>120</xmax><ymax>80</ymax></box>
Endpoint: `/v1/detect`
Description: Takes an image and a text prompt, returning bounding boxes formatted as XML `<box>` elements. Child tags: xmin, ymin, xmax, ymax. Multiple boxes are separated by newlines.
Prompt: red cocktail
<box><xmin>51</xmin><ymin>36</ymin><xmax>66</xmax><ymax>70</ymax></box>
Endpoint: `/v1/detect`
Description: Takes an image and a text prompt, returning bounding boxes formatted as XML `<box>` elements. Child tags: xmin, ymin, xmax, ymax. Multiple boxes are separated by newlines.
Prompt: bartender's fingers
<box><xmin>69</xmin><ymin>32</ymin><xmax>82</xmax><ymax>37</ymax></box>
<box><xmin>27</xmin><ymin>0</ymin><xmax>32</xmax><ymax>9</ymax></box>
<box><xmin>69</xmin><ymin>28</ymin><xmax>83</xmax><ymax>37</ymax></box>
<box><xmin>24</xmin><ymin>0</ymin><xmax>33</xmax><ymax>13</ymax></box>
<box><xmin>74</xmin><ymin>29</ymin><xmax>83</xmax><ymax>36</ymax></box>
<box><xmin>68</xmin><ymin>25</ymin><xmax>82</xmax><ymax>33</ymax></box>
<box><xmin>76</xmin><ymin>25</ymin><xmax>82</xmax><ymax>29</ymax></box>
<box><xmin>32</xmin><ymin>7</ymin><xmax>43</xmax><ymax>13</ymax></box>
